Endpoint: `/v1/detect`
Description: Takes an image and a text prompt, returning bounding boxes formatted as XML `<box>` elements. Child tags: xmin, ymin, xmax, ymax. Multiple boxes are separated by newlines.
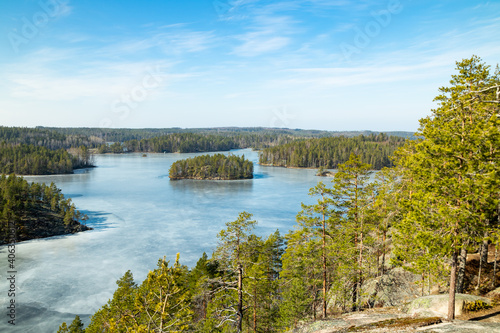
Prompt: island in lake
<box><xmin>0</xmin><ymin>174</ymin><xmax>92</xmax><ymax>244</ymax></box>
<box><xmin>169</xmin><ymin>153</ymin><xmax>253</xmax><ymax>180</ymax></box>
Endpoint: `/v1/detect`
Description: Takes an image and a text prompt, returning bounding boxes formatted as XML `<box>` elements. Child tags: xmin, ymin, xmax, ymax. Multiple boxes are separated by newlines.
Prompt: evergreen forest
<box><xmin>0</xmin><ymin>143</ymin><xmax>94</xmax><ymax>175</ymax></box>
<box><xmin>169</xmin><ymin>154</ymin><xmax>253</xmax><ymax>180</ymax></box>
<box><xmin>0</xmin><ymin>174</ymin><xmax>91</xmax><ymax>244</ymax></box>
<box><xmin>258</xmin><ymin>133</ymin><xmax>405</xmax><ymax>170</ymax></box>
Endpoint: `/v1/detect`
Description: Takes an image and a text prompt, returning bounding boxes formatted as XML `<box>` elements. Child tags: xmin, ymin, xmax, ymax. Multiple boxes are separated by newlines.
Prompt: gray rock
<box><xmin>407</xmin><ymin>294</ymin><xmax>492</xmax><ymax>318</ymax></box>
<box><xmin>361</xmin><ymin>267</ymin><xmax>422</xmax><ymax>307</ymax></box>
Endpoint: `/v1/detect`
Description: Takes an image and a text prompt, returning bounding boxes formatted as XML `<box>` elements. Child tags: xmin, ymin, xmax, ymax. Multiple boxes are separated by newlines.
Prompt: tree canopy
<box><xmin>393</xmin><ymin>55</ymin><xmax>500</xmax><ymax>320</ymax></box>
<box><xmin>0</xmin><ymin>174</ymin><xmax>91</xmax><ymax>244</ymax></box>
<box><xmin>258</xmin><ymin>134</ymin><xmax>404</xmax><ymax>170</ymax></box>
<box><xmin>169</xmin><ymin>154</ymin><xmax>253</xmax><ymax>180</ymax></box>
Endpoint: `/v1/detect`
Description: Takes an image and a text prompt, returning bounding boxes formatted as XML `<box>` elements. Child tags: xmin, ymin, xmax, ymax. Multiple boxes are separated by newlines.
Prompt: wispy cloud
<box><xmin>1</xmin><ymin>47</ymin><xmax>191</xmax><ymax>101</ymax></box>
<box><xmin>233</xmin><ymin>33</ymin><xmax>290</xmax><ymax>57</ymax></box>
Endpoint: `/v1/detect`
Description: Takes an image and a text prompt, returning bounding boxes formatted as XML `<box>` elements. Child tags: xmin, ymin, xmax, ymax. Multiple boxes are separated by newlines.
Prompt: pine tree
<box><xmin>296</xmin><ymin>182</ymin><xmax>338</xmax><ymax>318</ymax></box>
<box><xmin>330</xmin><ymin>153</ymin><xmax>372</xmax><ymax>310</ymax></box>
<box><xmin>211</xmin><ymin>211</ymin><xmax>257</xmax><ymax>332</ymax></box>
<box><xmin>393</xmin><ymin>56</ymin><xmax>500</xmax><ymax>320</ymax></box>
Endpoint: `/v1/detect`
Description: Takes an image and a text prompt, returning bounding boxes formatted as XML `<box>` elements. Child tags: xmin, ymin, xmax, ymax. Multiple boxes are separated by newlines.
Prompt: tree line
<box><xmin>0</xmin><ymin>126</ymin><xmax>103</xmax><ymax>150</ymax></box>
<box><xmin>0</xmin><ymin>143</ymin><xmax>94</xmax><ymax>175</ymax></box>
<box><xmin>42</xmin><ymin>126</ymin><xmax>414</xmax><ymax>144</ymax></box>
<box><xmin>258</xmin><ymin>133</ymin><xmax>405</xmax><ymax>170</ymax></box>
<box><xmin>0</xmin><ymin>174</ymin><xmax>91</xmax><ymax>244</ymax></box>
<box><xmin>98</xmin><ymin>133</ymin><xmax>298</xmax><ymax>154</ymax></box>
<box><xmin>169</xmin><ymin>154</ymin><xmax>253</xmax><ymax>180</ymax></box>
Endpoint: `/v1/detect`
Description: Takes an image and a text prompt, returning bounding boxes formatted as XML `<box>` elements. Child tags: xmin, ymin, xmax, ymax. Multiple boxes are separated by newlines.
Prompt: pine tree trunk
<box><xmin>381</xmin><ymin>231</ymin><xmax>386</xmax><ymax>276</ymax></box>
<box><xmin>494</xmin><ymin>246</ymin><xmax>498</xmax><ymax>288</ymax></box>
<box><xmin>237</xmin><ymin>264</ymin><xmax>243</xmax><ymax>333</ymax></box>
<box><xmin>253</xmin><ymin>283</ymin><xmax>257</xmax><ymax>333</ymax></box>
<box><xmin>481</xmin><ymin>234</ymin><xmax>489</xmax><ymax>265</ymax></box>
<box><xmin>456</xmin><ymin>247</ymin><xmax>467</xmax><ymax>293</ymax></box>
<box><xmin>448</xmin><ymin>250</ymin><xmax>458</xmax><ymax>321</ymax></box>
<box><xmin>421</xmin><ymin>273</ymin><xmax>425</xmax><ymax>297</ymax></box>
<box><xmin>352</xmin><ymin>280</ymin><xmax>358</xmax><ymax>312</ymax></box>
<box><xmin>477</xmin><ymin>243</ymin><xmax>484</xmax><ymax>290</ymax></box>
<box><xmin>376</xmin><ymin>232</ymin><xmax>380</xmax><ymax>277</ymax></box>
<box><xmin>358</xmin><ymin>229</ymin><xmax>363</xmax><ymax>311</ymax></box>
<box><xmin>313</xmin><ymin>288</ymin><xmax>317</xmax><ymax>321</ymax></box>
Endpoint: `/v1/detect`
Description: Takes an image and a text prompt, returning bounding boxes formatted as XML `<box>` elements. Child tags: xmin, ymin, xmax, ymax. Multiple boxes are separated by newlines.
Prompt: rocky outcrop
<box><xmin>406</xmin><ymin>294</ymin><xmax>492</xmax><ymax>318</ymax></box>
<box><xmin>361</xmin><ymin>267</ymin><xmax>422</xmax><ymax>308</ymax></box>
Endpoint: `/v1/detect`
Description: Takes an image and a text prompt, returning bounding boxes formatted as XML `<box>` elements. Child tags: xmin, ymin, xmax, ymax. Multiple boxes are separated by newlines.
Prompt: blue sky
<box><xmin>0</xmin><ymin>0</ymin><xmax>499</xmax><ymax>131</ymax></box>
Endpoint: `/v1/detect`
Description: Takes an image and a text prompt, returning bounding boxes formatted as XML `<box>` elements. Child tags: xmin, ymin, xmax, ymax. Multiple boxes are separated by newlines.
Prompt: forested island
<box><xmin>54</xmin><ymin>56</ymin><xmax>500</xmax><ymax>332</ymax></box>
<box><xmin>0</xmin><ymin>174</ymin><xmax>91</xmax><ymax>244</ymax></box>
<box><xmin>258</xmin><ymin>133</ymin><xmax>405</xmax><ymax>170</ymax></box>
<box><xmin>169</xmin><ymin>154</ymin><xmax>253</xmax><ymax>180</ymax></box>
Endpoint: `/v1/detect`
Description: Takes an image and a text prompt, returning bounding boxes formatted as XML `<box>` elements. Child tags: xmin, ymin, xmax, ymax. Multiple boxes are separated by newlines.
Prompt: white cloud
<box><xmin>233</xmin><ymin>33</ymin><xmax>290</xmax><ymax>57</ymax></box>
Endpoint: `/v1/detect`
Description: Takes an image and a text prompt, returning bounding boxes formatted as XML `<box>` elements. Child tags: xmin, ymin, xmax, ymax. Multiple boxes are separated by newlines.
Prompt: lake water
<box><xmin>0</xmin><ymin>149</ymin><xmax>324</xmax><ymax>332</ymax></box>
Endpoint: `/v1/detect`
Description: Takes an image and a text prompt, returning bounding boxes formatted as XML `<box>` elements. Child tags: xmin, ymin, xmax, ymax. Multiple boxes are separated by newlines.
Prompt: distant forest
<box><xmin>259</xmin><ymin>133</ymin><xmax>405</xmax><ymax>170</ymax></box>
<box><xmin>0</xmin><ymin>143</ymin><xmax>94</xmax><ymax>175</ymax></box>
<box><xmin>0</xmin><ymin>174</ymin><xmax>91</xmax><ymax>244</ymax></box>
<box><xmin>40</xmin><ymin>126</ymin><xmax>415</xmax><ymax>143</ymax></box>
<box><xmin>169</xmin><ymin>154</ymin><xmax>253</xmax><ymax>180</ymax></box>
<box><xmin>0</xmin><ymin>126</ymin><xmax>102</xmax><ymax>150</ymax></box>
<box><xmin>0</xmin><ymin>126</ymin><xmax>412</xmax><ymax>175</ymax></box>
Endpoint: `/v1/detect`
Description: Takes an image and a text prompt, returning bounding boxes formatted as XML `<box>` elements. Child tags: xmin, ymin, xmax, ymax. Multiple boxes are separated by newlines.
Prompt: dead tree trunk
<box><xmin>237</xmin><ymin>264</ymin><xmax>243</xmax><ymax>333</ymax></box>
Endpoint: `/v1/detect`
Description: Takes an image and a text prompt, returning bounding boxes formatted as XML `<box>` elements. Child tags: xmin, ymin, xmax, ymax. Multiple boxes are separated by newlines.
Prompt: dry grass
<box><xmin>345</xmin><ymin>317</ymin><xmax>442</xmax><ymax>332</ymax></box>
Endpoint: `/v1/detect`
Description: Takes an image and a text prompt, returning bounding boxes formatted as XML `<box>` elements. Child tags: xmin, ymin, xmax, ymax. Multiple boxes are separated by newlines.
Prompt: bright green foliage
<box><xmin>134</xmin><ymin>255</ymin><xmax>193</xmax><ymax>332</ymax></box>
<box><xmin>69</xmin><ymin>316</ymin><xmax>86</xmax><ymax>333</ymax></box>
<box><xmin>86</xmin><ymin>255</ymin><xmax>193</xmax><ymax>332</ymax></box>
<box><xmin>278</xmin><ymin>276</ymin><xmax>312</xmax><ymax>329</ymax></box>
<box><xmin>331</xmin><ymin>153</ymin><xmax>373</xmax><ymax>310</ymax></box>
<box><xmin>295</xmin><ymin>182</ymin><xmax>339</xmax><ymax>318</ymax></box>
<box><xmin>0</xmin><ymin>174</ymin><xmax>90</xmax><ymax>244</ymax></box>
<box><xmin>393</xmin><ymin>55</ymin><xmax>500</xmax><ymax>320</ymax></box>
<box><xmin>463</xmin><ymin>300</ymin><xmax>492</xmax><ymax>312</ymax></box>
<box><xmin>259</xmin><ymin>134</ymin><xmax>404</xmax><ymax>169</ymax></box>
<box><xmin>243</xmin><ymin>231</ymin><xmax>284</xmax><ymax>332</ymax></box>
<box><xmin>169</xmin><ymin>154</ymin><xmax>253</xmax><ymax>180</ymax></box>
<box><xmin>58</xmin><ymin>315</ymin><xmax>85</xmax><ymax>333</ymax></box>
<box><xmin>57</xmin><ymin>322</ymin><xmax>69</xmax><ymax>333</ymax></box>
<box><xmin>280</xmin><ymin>154</ymin><xmax>376</xmax><ymax>325</ymax></box>
<box><xmin>370</xmin><ymin>167</ymin><xmax>402</xmax><ymax>276</ymax></box>
<box><xmin>280</xmin><ymin>227</ymin><xmax>322</xmax><ymax>326</ymax></box>
<box><xmin>86</xmin><ymin>270</ymin><xmax>138</xmax><ymax>331</ymax></box>
<box><xmin>207</xmin><ymin>212</ymin><xmax>257</xmax><ymax>332</ymax></box>
<box><xmin>194</xmin><ymin>228</ymin><xmax>284</xmax><ymax>332</ymax></box>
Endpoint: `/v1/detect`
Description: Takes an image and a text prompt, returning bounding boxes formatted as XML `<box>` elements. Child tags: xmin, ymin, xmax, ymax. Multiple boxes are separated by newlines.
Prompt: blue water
<box><xmin>0</xmin><ymin>149</ymin><xmax>324</xmax><ymax>332</ymax></box>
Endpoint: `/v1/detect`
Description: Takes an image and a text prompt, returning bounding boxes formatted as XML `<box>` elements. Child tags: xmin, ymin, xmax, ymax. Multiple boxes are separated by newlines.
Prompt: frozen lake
<box><xmin>0</xmin><ymin>149</ymin><xmax>323</xmax><ymax>332</ymax></box>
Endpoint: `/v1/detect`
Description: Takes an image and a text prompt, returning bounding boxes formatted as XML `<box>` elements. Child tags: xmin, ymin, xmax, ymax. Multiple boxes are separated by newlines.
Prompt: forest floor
<box><xmin>295</xmin><ymin>306</ymin><xmax>500</xmax><ymax>332</ymax></box>
<box><xmin>295</xmin><ymin>247</ymin><xmax>500</xmax><ymax>333</ymax></box>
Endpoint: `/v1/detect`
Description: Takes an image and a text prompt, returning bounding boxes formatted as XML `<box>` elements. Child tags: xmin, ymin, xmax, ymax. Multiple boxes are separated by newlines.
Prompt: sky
<box><xmin>0</xmin><ymin>0</ymin><xmax>499</xmax><ymax>132</ymax></box>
